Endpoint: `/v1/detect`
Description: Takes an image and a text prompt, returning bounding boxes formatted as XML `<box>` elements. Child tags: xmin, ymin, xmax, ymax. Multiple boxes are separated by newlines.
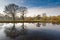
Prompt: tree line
<box><xmin>0</xmin><ymin>3</ymin><xmax>59</xmax><ymax>24</ymax></box>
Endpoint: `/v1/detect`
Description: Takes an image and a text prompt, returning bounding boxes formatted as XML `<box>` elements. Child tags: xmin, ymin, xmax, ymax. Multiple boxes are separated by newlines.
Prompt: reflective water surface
<box><xmin>0</xmin><ymin>23</ymin><xmax>60</xmax><ymax>40</ymax></box>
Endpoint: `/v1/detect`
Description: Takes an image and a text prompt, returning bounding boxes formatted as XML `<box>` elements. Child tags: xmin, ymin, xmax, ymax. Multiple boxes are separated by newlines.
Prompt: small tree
<box><xmin>36</xmin><ymin>15</ymin><xmax>41</xmax><ymax>20</ymax></box>
<box><xmin>4</xmin><ymin>4</ymin><xmax>19</xmax><ymax>29</ymax></box>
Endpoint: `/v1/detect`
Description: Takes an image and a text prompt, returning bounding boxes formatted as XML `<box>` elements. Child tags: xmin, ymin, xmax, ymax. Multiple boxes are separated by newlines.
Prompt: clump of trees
<box><xmin>4</xmin><ymin>4</ymin><xmax>27</xmax><ymax>30</ymax></box>
<box><xmin>23</xmin><ymin>14</ymin><xmax>60</xmax><ymax>23</ymax></box>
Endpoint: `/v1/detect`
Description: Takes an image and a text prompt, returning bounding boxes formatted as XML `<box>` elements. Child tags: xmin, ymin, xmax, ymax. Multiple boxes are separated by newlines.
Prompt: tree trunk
<box><xmin>22</xmin><ymin>12</ymin><xmax>24</xmax><ymax>29</ymax></box>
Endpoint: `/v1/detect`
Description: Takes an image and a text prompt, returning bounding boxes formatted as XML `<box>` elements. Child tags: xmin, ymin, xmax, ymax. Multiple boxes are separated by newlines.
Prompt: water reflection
<box><xmin>0</xmin><ymin>23</ymin><xmax>60</xmax><ymax>40</ymax></box>
<box><xmin>52</xmin><ymin>23</ymin><xmax>60</xmax><ymax>25</ymax></box>
<box><xmin>36</xmin><ymin>23</ymin><xmax>46</xmax><ymax>27</ymax></box>
<box><xmin>42</xmin><ymin>23</ymin><xmax>46</xmax><ymax>26</ymax></box>
<box><xmin>4</xmin><ymin>23</ymin><xmax>27</xmax><ymax>39</ymax></box>
<box><xmin>0</xmin><ymin>23</ymin><xmax>5</xmax><ymax>30</ymax></box>
<box><xmin>36</xmin><ymin>23</ymin><xmax>41</xmax><ymax>27</ymax></box>
<box><xmin>0</xmin><ymin>23</ymin><xmax>4</xmax><ymax>26</ymax></box>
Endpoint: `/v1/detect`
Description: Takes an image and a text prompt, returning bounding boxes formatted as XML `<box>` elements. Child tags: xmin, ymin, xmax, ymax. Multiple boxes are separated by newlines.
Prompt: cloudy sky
<box><xmin>0</xmin><ymin>0</ymin><xmax>60</xmax><ymax>16</ymax></box>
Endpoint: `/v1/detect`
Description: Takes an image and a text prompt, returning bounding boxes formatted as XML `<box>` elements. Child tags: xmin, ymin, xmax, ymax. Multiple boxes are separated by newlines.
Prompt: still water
<box><xmin>0</xmin><ymin>23</ymin><xmax>60</xmax><ymax>40</ymax></box>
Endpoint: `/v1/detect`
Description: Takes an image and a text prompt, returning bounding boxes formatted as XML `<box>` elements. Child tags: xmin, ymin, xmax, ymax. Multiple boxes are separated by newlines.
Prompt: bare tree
<box><xmin>19</xmin><ymin>7</ymin><xmax>27</xmax><ymax>29</ymax></box>
<box><xmin>4</xmin><ymin>4</ymin><xmax>19</xmax><ymax>29</ymax></box>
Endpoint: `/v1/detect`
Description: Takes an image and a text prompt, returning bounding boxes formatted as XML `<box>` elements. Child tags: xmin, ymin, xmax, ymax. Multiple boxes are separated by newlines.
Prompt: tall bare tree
<box><xmin>4</xmin><ymin>4</ymin><xmax>19</xmax><ymax>29</ymax></box>
<box><xmin>19</xmin><ymin>7</ymin><xmax>27</xmax><ymax>29</ymax></box>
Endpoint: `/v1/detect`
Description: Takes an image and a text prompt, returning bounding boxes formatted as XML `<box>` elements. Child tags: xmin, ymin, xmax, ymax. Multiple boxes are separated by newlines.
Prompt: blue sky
<box><xmin>1</xmin><ymin>0</ymin><xmax>60</xmax><ymax>7</ymax></box>
<box><xmin>0</xmin><ymin>0</ymin><xmax>60</xmax><ymax>16</ymax></box>
<box><xmin>24</xmin><ymin>0</ymin><xmax>60</xmax><ymax>8</ymax></box>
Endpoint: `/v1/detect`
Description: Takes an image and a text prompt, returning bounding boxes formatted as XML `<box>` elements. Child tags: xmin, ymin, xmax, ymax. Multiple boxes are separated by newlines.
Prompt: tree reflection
<box><xmin>36</xmin><ymin>23</ymin><xmax>41</xmax><ymax>27</ymax></box>
<box><xmin>4</xmin><ymin>23</ymin><xmax>27</xmax><ymax>39</ymax></box>
<box><xmin>42</xmin><ymin>23</ymin><xmax>46</xmax><ymax>26</ymax></box>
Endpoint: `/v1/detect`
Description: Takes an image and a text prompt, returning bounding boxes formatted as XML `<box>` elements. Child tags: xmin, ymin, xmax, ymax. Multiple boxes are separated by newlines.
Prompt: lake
<box><xmin>0</xmin><ymin>23</ymin><xmax>60</xmax><ymax>40</ymax></box>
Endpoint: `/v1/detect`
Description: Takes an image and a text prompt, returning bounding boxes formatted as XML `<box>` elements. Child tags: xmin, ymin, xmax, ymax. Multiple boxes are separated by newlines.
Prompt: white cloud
<box><xmin>0</xmin><ymin>0</ymin><xmax>60</xmax><ymax>17</ymax></box>
<box><xmin>26</xmin><ymin>7</ymin><xmax>60</xmax><ymax>17</ymax></box>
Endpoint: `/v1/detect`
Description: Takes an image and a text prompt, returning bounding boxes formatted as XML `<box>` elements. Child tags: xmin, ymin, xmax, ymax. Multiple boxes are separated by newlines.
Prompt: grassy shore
<box><xmin>0</xmin><ymin>20</ymin><xmax>59</xmax><ymax>23</ymax></box>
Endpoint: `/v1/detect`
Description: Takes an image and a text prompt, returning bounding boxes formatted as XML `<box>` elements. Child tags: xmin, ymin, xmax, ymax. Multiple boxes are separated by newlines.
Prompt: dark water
<box><xmin>0</xmin><ymin>23</ymin><xmax>60</xmax><ymax>40</ymax></box>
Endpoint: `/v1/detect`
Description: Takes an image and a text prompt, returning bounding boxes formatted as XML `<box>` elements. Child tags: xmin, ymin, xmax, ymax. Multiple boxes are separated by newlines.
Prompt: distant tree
<box><xmin>4</xmin><ymin>4</ymin><xmax>19</xmax><ymax>29</ymax></box>
<box><xmin>43</xmin><ymin>13</ymin><xmax>46</xmax><ymax>17</ymax></box>
<box><xmin>36</xmin><ymin>15</ymin><xmax>41</xmax><ymax>20</ymax></box>
<box><xmin>42</xmin><ymin>13</ymin><xmax>47</xmax><ymax>20</ymax></box>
